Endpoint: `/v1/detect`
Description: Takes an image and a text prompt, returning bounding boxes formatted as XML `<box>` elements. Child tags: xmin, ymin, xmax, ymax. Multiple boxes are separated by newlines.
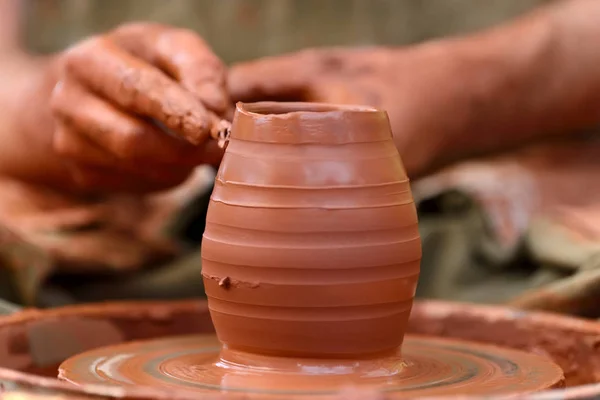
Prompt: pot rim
<box><xmin>231</xmin><ymin>101</ymin><xmax>392</xmax><ymax>144</ymax></box>
<box><xmin>236</xmin><ymin>101</ymin><xmax>382</xmax><ymax>118</ymax></box>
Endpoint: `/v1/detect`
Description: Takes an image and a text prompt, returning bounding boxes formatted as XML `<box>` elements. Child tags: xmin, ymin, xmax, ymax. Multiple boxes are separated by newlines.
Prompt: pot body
<box><xmin>202</xmin><ymin>102</ymin><xmax>421</xmax><ymax>357</ymax></box>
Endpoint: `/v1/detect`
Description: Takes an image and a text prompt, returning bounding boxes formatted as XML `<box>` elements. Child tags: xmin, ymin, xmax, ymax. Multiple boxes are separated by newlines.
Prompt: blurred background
<box><xmin>24</xmin><ymin>0</ymin><xmax>552</xmax><ymax>62</ymax></box>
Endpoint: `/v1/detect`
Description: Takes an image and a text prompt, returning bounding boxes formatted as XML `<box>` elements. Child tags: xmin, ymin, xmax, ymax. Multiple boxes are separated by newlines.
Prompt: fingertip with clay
<box><xmin>211</xmin><ymin>118</ymin><xmax>231</xmax><ymax>150</ymax></box>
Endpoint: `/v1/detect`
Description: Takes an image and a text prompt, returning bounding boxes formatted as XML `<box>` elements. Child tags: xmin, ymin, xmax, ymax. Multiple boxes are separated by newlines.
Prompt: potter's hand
<box><xmin>229</xmin><ymin>48</ymin><xmax>399</xmax><ymax>105</ymax></box>
<box><xmin>50</xmin><ymin>23</ymin><xmax>230</xmax><ymax>193</ymax></box>
<box><xmin>228</xmin><ymin>47</ymin><xmax>446</xmax><ymax>177</ymax></box>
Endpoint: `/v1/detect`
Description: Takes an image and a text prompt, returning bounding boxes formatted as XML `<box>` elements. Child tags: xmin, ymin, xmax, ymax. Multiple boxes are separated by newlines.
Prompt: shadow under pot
<box><xmin>201</xmin><ymin>102</ymin><xmax>421</xmax><ymax>358</ymax></box>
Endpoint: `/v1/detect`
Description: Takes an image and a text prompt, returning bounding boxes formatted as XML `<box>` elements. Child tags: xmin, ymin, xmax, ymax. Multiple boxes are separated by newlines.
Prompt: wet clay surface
<box><xmin>408</xmin><ymin>301</ymin><xmax>600</xmax><ymax>387</ymax></box>
<box><xmin>57</xmin><ymin>333</ymin><xmax>564</xmax><ymax>398</ymax></box>
<box><xmin>202</xmin><ymin>102</ymin><xmax>421</xmax><ymax>357</ymax></box>
<box><xmin>0</xmin><ymin>300</ymin><xmax>597</xmax><ymax>399</ymax></box>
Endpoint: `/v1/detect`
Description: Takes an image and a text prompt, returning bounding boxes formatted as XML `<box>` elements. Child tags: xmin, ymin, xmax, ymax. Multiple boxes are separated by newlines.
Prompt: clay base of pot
<box><xmin>58</xmin><ymin>334</ymin><xmax>564</xmax><ymax>398</ymax></box>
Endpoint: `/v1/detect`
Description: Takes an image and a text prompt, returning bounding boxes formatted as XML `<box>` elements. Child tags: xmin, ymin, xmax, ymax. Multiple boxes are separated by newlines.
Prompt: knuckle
<box><xmin>112</xmin><ymin>125</ymin><xmax>146</xmax><ymax>160</ymax></box>
<box><xmin>52</xmin><ymin>127</ymin><xmax>74</xmax><ymax>157</ymax></box>
<box><xmin>62</xmin><ymin>36</ymin><xmax>107</xmax><ymax>78</ymax></box>
<box><xmin>64</xmin><ymin>36</ymin><xmax>100</xmax><ymax>62</ymax></box>
<box><xmin>68</xmin><ymin>166</ymin><xmax>98</xmax><ymax>190</ymax></box>
<box><xmin>162</xmin><ymin>25</ymin><xmax>206</xmax><ymax>45</ymax></box>
<box><xmin>49</xmin><ymin>81</ymin><xmax>67</xmax><ymax>114</ymax></box>
<box><xmin>49</xmin><ymin>83</ymin><xmax>81</xmax><ymax>126</ymax></box>
<box><xmin>162</xmin><ymin>28</ymin><xmax>221</xmax><ymax>64</ymax></box>
<box><xmin>113</xmin><ymin>21</ymin><xmax>167</xmax><ymax>36</ymax></box>
<box><xmin>170</xmin><ymin>27</ymin><xmax>199</xmax><ymax>40</ymax></box>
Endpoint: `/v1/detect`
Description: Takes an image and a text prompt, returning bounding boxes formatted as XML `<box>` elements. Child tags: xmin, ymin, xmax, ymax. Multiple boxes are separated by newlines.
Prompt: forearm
<box><xmin>418</xmin><ymin>0</ymin><xmax>600</xmax><ymax>173</ymax></box>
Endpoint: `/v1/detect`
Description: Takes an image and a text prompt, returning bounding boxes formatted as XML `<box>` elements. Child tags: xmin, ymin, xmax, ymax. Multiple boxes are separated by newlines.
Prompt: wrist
<box><xmin>387</xmin><ymin>41</ymin><xmax>478</xmax><ymax>177</ymax></box>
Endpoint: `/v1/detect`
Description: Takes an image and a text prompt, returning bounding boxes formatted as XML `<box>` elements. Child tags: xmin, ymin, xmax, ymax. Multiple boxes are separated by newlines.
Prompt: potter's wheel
<box><xmin>58</xmin><ymin>334</ymin><xmax>564</xmax><ymax>398</ymax></box>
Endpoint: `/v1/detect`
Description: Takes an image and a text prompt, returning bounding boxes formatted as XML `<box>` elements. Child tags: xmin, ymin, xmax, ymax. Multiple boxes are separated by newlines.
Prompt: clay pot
<box><xmin>201</xmin><ymin>102</ymin><xmax>421</xmax><ymax>357</ymax></box>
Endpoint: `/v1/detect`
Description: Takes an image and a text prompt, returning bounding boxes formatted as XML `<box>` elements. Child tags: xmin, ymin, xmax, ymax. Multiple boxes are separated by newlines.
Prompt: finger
<box><xmin>63</xmin><ymin>36</ymin><xmax>220</xmax><ymax>145</ymax></box>
<box><xmin>228</xmin><ymin>50</ymin><xmax>322</xmax><ymax>103</ymax></box>
<box><xmin>53</xmin><ymin>120</ymin><xmax>192</xmax><ymax>188</ymax></box>
<box><xmin>51</xmin><ymin>78</ymin><xmax>216</xmax><ymax>166</ymax></box>
<box><xmin>53</xmin><ymin>120</ymin><xmax>113</xmax><ymax>166</ymax></box>
<box><xmin>109</xmin><ymin>23</ymin><xmax>230</xmax><ymax>115</ymax></box>
<box><xmin>198</xmin><ymin>137</ymin><xmax>225</xmax><ymax>167</ymax></box>
<box><xmin>65</xmin><ymin>161</ymin><xmax>189</xmax><ymax>195</ymax></box>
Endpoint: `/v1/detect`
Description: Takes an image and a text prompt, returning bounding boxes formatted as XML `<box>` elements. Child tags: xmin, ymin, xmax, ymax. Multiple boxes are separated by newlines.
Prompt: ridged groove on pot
<box><xmin>202</xmin><ymin>102</ymin><xmax>421</xmax><ymax>357</ymax></box>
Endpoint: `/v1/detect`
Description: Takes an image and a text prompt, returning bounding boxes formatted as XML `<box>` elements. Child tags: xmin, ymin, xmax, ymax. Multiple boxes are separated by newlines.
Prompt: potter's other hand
<box><xmin>228</xmin><ymin>47</ymin><xmax>446</xmax><ymax>177</ymax></box>
<box><xmin>232</xmin><ymin>0</ymin><xmax>600</xmax><ymax>180</ymax></box>
<box><xmin>50</xmin><ymin>23</ymin><xmax>230</xmax><ymax>193</ymax></box>
<box><xmin>229</xmin><ymin>48</ymin><xmax>399</xmax><ymax>106</ymax></box>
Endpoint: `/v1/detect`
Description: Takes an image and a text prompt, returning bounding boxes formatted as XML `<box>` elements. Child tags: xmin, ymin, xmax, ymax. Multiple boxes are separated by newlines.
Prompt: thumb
<box><xmin>228</xmin><ymin>50</ymin><xmax>320</xmax><ymax>103</ymax></box>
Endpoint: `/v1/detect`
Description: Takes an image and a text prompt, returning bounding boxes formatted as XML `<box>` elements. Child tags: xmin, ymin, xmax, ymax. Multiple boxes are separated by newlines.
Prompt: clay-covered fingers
<box><xmin>109</xmin><ymin>23</ymin><xmax>230</xmax><ymax>117</ymax></box>
<box><xmin>66</xmin><ymin>163</ymin><xmax>189</xmax><ymax>194</ymax></box>
<box><xmin>51</xmin><ymin>80</ymin><xmax>215</xmax><ymax>193</ymax></box>
<box><xmin>51</xmin><ymin>79</ymin><xmax>216</xmax><ymax>165</ymax></box>
<box><xmin>62</xmin><ymin>35</ymin><xmax>221</xmax><ymax>145</ymax></box>
<box><xmin>228</xmin><ymin>50</ymin><xmax>324</xmax><ymax>103</ymax></box>
<box><xmin>53</xmin><ymin>123</ymin><xmax>191</xmax><ymax>193</ymax></box>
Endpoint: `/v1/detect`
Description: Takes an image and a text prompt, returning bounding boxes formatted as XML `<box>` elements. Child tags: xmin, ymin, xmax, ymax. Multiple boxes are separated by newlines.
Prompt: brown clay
<box><xmin>201</xmin><ymin>102</ymin><xmax>421</xmax><ymax>357</ymax></box>
<box><xmin>57</xmin><ymin>333</ymin><xmax>564</xmax><ymax>398</ymax></box>
<box><xmin>0</xmin><ymin>300</ymin><xmax>595</xmax><ymax>399</ymax></box>
<box><xmin>0</xmin><ymin>102</ymin><xmax>589</xmax><ymax>398</ymax></box>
